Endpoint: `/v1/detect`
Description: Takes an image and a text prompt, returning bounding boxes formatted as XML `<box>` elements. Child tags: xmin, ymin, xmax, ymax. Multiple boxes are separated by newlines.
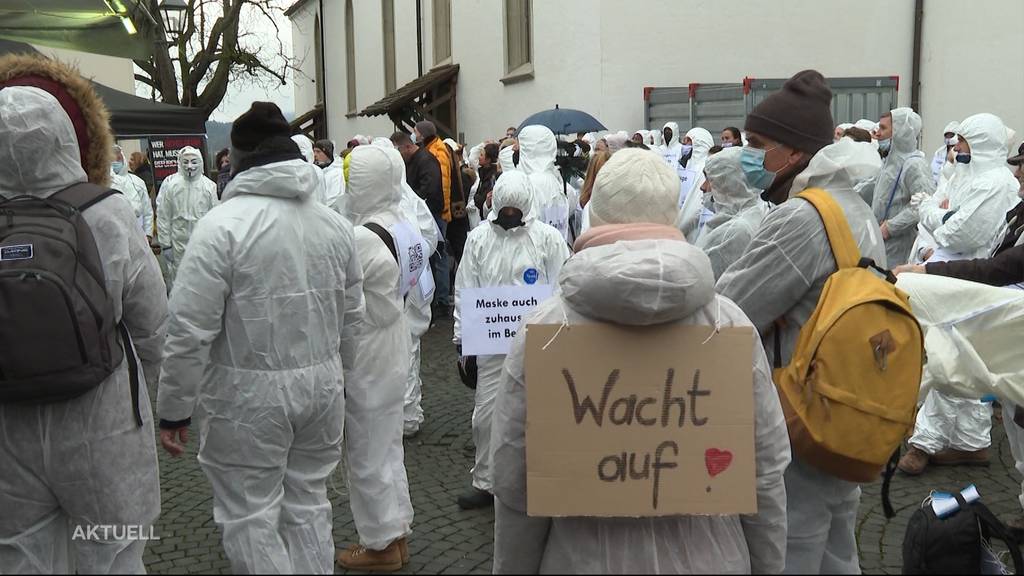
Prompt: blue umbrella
<box><xmin>517</xmin><ymin>105</ymin><xmax>606</xmax><ymax>135</ymax></box>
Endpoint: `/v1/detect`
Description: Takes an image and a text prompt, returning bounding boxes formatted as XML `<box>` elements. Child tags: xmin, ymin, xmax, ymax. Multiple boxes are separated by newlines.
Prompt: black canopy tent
<box><xmin>0</xmin><ymin>39</ymin><xmax>207</xmax><ymax>137</ymax></box>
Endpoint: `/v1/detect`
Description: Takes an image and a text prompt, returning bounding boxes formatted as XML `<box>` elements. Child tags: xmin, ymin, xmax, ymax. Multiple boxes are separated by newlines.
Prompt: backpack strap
<box><xmin>796</xmin><ymin>188</ymin><xmax>861</xmax><ymax>269</ymax></box>
<box><xmin>363</xmin><ymin>222</ymin><xmax>399</xmax><ymax>266</ymax></box>
<box><xmin>969</xmin><ymin>500</ymin><xmax>1024</xmax><ymax>574</ymax></box>
<box><xmin>51</xmin><ymin>182</ymin><xmax>120</xmax><ymax>212</ymax></box>
<box><xmin>117</xmin><ymin>322</ymin><xmax>143</xmax><ymax>428</ymax></box>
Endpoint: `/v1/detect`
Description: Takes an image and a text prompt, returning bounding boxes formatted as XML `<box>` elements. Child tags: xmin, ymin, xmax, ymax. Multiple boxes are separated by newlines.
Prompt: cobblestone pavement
<box><xmin>145</xmin><ymin>316</ymin><xmax>1022</xmax><ymax>574</ymax></box>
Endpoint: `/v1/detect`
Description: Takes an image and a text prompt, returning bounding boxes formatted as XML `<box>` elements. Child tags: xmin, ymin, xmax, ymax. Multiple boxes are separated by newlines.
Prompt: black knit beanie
<box><xmin>745</xmin><ymin>70</ymin><xmax>834</xmax><ymax>155</ymax></box>
<box><xmin>232</xmin><ymin>102</ymin><xmax>292</xmax><ymax>152</ymax></box>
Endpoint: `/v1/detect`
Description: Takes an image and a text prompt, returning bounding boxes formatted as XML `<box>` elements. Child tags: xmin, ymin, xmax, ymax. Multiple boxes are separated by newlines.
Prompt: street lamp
<box><xmin>158</xmin><ymin>0</ymin><xmax>188</xmax><ymax>42</ymax></box>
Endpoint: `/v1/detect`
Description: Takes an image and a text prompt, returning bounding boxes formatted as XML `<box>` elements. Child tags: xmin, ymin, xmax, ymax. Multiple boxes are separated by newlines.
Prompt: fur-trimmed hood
<box><xmin>0</xmin><ymin>53</ymin><xmax>113</xmax><ymax>187</ymax></box>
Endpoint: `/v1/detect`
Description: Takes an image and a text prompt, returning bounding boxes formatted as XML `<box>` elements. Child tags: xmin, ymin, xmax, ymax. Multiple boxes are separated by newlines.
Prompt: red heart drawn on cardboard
<box><xmin>705</xmin><ymin>448</ymin><xmax>733</xmax><ymax>478</ymax></box>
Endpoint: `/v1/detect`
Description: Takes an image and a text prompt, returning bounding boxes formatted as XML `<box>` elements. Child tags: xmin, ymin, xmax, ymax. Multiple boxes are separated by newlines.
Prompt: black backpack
<box><xmin>0</xmin><ymin>182</ymin><xmax>142</xmax><ymax>425</ymax></box>
<box><xmin>903</xmin><ymin>495</ymin><xmax>1024</xmax><ymax>574</ymax></box>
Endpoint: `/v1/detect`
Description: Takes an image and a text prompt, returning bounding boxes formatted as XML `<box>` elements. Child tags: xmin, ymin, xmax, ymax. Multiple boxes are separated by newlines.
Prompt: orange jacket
<box><xmin>426</xmin><ymin>136</ymin><xmax>455</xmax><ymax>222</ymax></box>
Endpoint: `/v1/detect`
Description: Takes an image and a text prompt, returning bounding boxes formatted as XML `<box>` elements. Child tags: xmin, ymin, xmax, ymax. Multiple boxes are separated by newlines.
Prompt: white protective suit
<box><xmin>155</xmin><ymin>146</ymin><xmax>218</xmax><ymax>288</ymax></box>
<box><xmin>861</xmin><ymin>108</ymin><xmax>936</xmax><ymax>266</ymax></box>
<box><xmin>343</xmin><ymin>145</ymin><xmax>416</xmax><ymax>550</ymax></box>
<box><xmin>156</xmin><ymin>154</ymin><xmax>365</xmax><ymax>574</ymax></box>
<box><xmin>717</xmin><ymin>139</ymin><xmax>887</xmax><ymax>574</ymax></box>
<box><xmin>658</xmin><ymin>121</ymin><xmax>683</xmax><ymax>168</ymax></box>
<box><xmin>855</xmin><ymin>119</ymin><xmax>880</xmax><ymax>150</ymax></box>
<box><xmin>678</xmin><ymin>127</ymin><xmax>715</xmax><ymax>241</ymax></box>
<box><xmin>453</xmin><ymin>171</ymin><xmax>569</xmax><ymax>494</ymax></box>
<box><xmin>499</xmin><ymin>144</ymin><xmax>518</xmax><ymax>174</ymax></box>
<box><xmin>374</xmin><ymin>138</ymin><xmax>441</xmax><ymax>435</ymax></box>
<box><xmin>931</xmin><ymin>121</ymin><xmax>960</xmax><ymax>183</ymax></box>
<box><xmin>519</xmin><ymin>125</ymin><xmax>575</xmax><ymax>242</ymax></box>
<box><xmin>110</xmin><ymin>144</ymin><xmax>154</xmax><ymax>235</ymax></box>
<box><xmin>490</xmin><ymin>237</ymin><xmax>790</xmax><ymax>574</ymax></box>
<box><xmin>908</xmin><ymin>113</ymin><xmax>1021</xmax><ymax>458</ymax></box>
<box><xmin>0</xmin><ymin>87</ymin><xmax>167</xmax><ymax>574</ymax></box>
<box><xmin>291</xmin><ymin>134</ymin><xmax>333</xmax><ymax>209</ymax></box>
<box><xmin>696</xmin><ymin>147</ymin><xmax>767</xmax><ymax>279</ymax></box>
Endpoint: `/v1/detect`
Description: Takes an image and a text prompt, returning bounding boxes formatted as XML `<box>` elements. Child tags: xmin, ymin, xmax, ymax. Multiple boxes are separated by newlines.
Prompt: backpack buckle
<box><xmin>870</xmin><ymin>330</ymin><xmax>895</xmax><ymax>372</ymax></box>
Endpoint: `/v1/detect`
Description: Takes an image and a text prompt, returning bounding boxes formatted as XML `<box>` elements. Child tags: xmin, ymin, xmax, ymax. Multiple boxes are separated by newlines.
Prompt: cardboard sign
<box><xmin>677</xmin><ymin>168</ymin><xmax>698</xmax><ymax>209</ymax></box>
<box><xmin>460</xmin><ymin>284</ymin><xmax>554</xmax><ymax>356</ymax></box>
<box><xmin>524</xmin><ymin>323</ymin><xmax>756</xmax><ymax>517</ymax></box>
<box><xmin>148</xmin><ymin>135</ymin><xmax>207</xmax><ymax>190</ymax></box>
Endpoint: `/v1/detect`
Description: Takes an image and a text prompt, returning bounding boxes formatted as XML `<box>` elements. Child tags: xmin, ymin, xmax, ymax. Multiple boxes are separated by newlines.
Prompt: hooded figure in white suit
<box><xmin>658</xmin><ymin>121</ymin><xmax>683</xmax><ymax>168</ymax></box>
<box><xmin>336</xmin><ymin>144</ymin><xmax>418</xmax><ymax>571</ymax></box>
<box><xmin>155</xmin><ymin>146</ymin><xmax>218</xmax><ymax>289</ymax></box>
<box><xmin>677</xmin><ymin>127</ymin><xmax>715</xmax><ymax>241</ymax></box>
<box><xmin>110</xmin><ymin>144</ymin><xmax>154</xmax><ymax>236</ymax></box>
<box><xmin>518</xmin><ymin>125</ymin><xmax>575</xmax><ymax>242</ymax></box>
<box><xmin>452</xmin><ymin>171</ymin><xmax>569</xmax><ymax>510</ymax></box>
<box><xmin>696</xmin><ymin>146</ymin><xmax>767</xmax><ymax>279</ymax></box>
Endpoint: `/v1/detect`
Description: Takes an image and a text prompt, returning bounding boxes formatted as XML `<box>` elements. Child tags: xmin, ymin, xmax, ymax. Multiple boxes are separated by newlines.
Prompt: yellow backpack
<box><xmin>774</xmin><ymin>188</ymin><xmax>924</xmax><ymax>492</ymax></box>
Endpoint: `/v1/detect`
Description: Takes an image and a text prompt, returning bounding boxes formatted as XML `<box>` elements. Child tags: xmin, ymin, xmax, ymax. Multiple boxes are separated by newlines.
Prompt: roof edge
<box><xmin>284</xmin><ymin>0</ymin><xmax>315</xmax><ymax>18</ymax></box>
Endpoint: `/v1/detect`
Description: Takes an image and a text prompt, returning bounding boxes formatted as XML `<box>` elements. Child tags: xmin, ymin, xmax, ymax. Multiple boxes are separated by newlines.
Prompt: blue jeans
<box><xmin>431</xmin><ymin>216</ymin><xmax>451</xmax><ymax>307</ymax></box>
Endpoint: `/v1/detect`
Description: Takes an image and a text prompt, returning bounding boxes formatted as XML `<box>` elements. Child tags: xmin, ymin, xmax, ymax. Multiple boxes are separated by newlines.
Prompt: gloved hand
<box><xmin>909</xmin><ymin>192</ymin><xmax>929</xmax><ymax>211</ymax></box>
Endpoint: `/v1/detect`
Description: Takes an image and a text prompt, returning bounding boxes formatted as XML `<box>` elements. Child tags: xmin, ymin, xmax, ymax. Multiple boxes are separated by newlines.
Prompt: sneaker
<box><xmin>931</xmin><ymin>447</ymin><xmax>991</xmax><ymax>467</ymax></box>
<box><xmin>898</xmin><ymin>446</ymin><xmax>930</xmax><ymax>476</ymax></box>
<box><xmin>336</xmin><ymin>541</ymin><xmax>403</xmax><ymax>572</ymax></box>
<box><xmin>456</xmin><ymin>488</ymin><xmax>494</xmax><ymax>510</ymax></box>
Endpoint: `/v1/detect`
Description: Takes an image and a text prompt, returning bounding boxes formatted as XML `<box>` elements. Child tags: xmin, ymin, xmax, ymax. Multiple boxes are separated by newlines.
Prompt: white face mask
<box><xmin>182</xmin><ymin>157</ymin><xmax>201</xmax><ymax>179</ymax></box>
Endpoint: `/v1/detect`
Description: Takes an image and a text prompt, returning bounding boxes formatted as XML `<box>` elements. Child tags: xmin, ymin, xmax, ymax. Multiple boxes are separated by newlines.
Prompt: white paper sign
<box><xmin>543</xmin><ymin>203</ymin><xmax>569</xmax><ymax>241</ymax></box>
<box><xmin>391</xmin><ymin>220</ymin><xmax>429</xmax><ymax>297</ymax></box>
<box><xmin>460</xmin><ymin>284</ymin><xmax>554</xmax><ymax>356</ymax></box>
<box><xmin>418</xmin><ymin>265</ymin><xmax>435</xmax><ymax>300</ymax></box>
<box><xmin>677</xmin><ymin>168</ymin><xmax>698</xmax><ymax>209</ymax></box>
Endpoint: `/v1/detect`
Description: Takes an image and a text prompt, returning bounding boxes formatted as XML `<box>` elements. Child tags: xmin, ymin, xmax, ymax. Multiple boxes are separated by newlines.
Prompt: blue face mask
<box><xmin>955</xmin><ymin>153</ymin><xmax>972</xmax><ymax>164</ymax></box>
<box><xmin>111</xmin><ymin>161</ymin><xmax>124</xmax><ymax>174</ymax></box>
<box><xmin>680</xmin><ymin>144</ymin><xmax>693</xmax><ymax>155</ymax></box>
<box><xmin>877</xmin><ymin>138</ymin><xmax>892</xmax><ymax>153</ymax></box>
<box><xmin>741</xmin><ymin>146</ymin><xmax>776</xmax><ymax>190</ymax></box>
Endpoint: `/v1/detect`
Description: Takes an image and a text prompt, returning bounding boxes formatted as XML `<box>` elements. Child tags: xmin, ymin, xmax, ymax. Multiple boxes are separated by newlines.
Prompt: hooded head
<box><xmin>498</xmin><ymin>144</ymin><xmax>518</xmax><ymax>173</ymax></box>
<box><xmin>111</xmin><ymin>144</ymin><xmax>130</xmax><ymax>176</ymax></box>
<box><xmin>956</xmin><ymin>113</ymin><xmax>1012</xmax><ymax>174</ymax></box>
<box><xmin>517</xmin><ymin>125</ymin><xmax>557</xmax><ymax>175</ymax></box>
<box><xmin>291</xmin><ymin>134</ymin><xmax>316</xmax><ymax>163</ymax></box>
<box><xmin>489</xmin><ymin>170</ymin><xmax>534</xmax><ymax>220</ymax></box>
<box><xmin>703</xmin><ymin>146</ymin><xmax>761</xmax><ymax>216</ymax></box>
<box><xmin>589</xmin><ymin>148</ymin><xmax>680</xmax><ymax>227</ymax></box>
<box><xmin>662</xmin><ymin>122</ymin><xmax>680</xmax><ymax>149</ymax></box>
<box><xmin>0</xmin><ymin>54</ymin><xmax>113</xmax><ymax>189</ymax></box>
<box><xmin>605</xmin><ymin>133</ymin><xmax>629</xmax><ymax>154</ymax></box>
<box><xmin>889</xmin><ymin>107</ymin><xmax>923</xmax><ymax>157</ymax></box>
<box><xmin>0</xmin><ymin>86</ymin><xmax>90</xmax><ymax>198</ymax></box>
<box><xmin>177</xmin><ymin>147</ymin><xmax>204</xmax><ymax>181</ymax></box>
<box><xmin>684</xmin><ymin>127</ymin><xmax>714</xmax><ymax>163</ymax></box>
<box><xmin>345</xmin><ymin>144</ymin><xmax>403</xmax><ymax>226</ymax></box>
<box><xmin>943</xmin><ymin>121</ymin><xmax>960</xmax><ymax>140</ymax></box>
<box><xmin>791</xmin><ymin>138</ymin><xmax>884</xmax><ymax>198</ymax></box>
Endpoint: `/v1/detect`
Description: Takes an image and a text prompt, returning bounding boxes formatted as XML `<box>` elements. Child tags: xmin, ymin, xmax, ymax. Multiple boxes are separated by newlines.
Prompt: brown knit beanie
<box><xmin>745</xmin><ymin>70</ymin><xmax>834</xmax><ymax>155</ymax></box>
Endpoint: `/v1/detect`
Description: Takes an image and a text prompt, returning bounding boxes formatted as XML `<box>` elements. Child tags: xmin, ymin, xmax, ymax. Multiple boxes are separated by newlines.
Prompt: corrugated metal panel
<box><xmin>646</xmin><ymin>76</ymin><xmax>899</xmax><ymax>136</ymax></box>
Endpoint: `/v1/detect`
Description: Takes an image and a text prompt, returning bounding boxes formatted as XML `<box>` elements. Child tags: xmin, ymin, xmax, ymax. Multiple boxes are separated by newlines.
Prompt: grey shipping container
<box><xmin>644</xmin><ymin>76</ymin><xmax>899</xmax><ymax>140</ymax></box>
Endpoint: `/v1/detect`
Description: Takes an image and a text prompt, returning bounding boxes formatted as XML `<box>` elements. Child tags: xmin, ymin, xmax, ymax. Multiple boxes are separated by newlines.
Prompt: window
<box><xmin>503</xmin><ymin>0</ymin><xmax>532</xmax><ymax>81</ymax></box>
<box><xmin>382</xmin><ymin>0</ymin><xmax>396</xmax><ymax>93</ymax></box>
<box><xmin>345</xmin><ymin>0</ymin><xmax>357</xmax><ymax>113</ymax></box>
<box><xmin>433</xmin><ymin>0</ymin><xmax>451</xmax><ymax>65</ymax></box>
<box><xmin>314</xmin><ymin>16</ymin><xmax>325</xmax><ymax>103</ymax></box>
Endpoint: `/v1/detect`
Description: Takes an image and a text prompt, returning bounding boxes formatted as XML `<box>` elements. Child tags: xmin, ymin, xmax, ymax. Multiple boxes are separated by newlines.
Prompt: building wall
<box><xmin>290</xmin><ymin>0</ymin><xmax>1018</xmax><ymax>152</ymax></box>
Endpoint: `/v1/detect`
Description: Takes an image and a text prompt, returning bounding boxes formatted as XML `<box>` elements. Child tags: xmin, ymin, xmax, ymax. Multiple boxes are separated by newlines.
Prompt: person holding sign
<box><xmin>453</xmin><ymin>171</ymin><xmax>569</xmax><ymax>510</ymax></box>
<box><xmin>717</xmin><ymin>71</ymin><xmax>888</xmax><ymax>574</ymax></box>
<box><xmin>336</xmin><ymin>145</ymin><xmax>418</xmax><ymax>571</ymax></box>
<box><xmin>490</xmin><ymin>148</ymin><xmax>790</xmax><ymax>574</ymax></box>
<box><xmin>695</xmin><ymin>146</ymin><xmax>767</xmax><ymax>280</ymax></box>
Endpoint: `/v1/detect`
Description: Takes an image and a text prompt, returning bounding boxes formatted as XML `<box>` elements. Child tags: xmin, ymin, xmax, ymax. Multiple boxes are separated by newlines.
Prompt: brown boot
<box><xmin>336</xmin><ymin>540</ymin><xmax>403</xmax><ymax>573</ymax></box>
<box><xmin>898</xmin><ymin>446</ymin><xmax>930</xmax><ymax>475</ymax></box>
<box><xmin>396</xmin><ymin>537</ymin><xmax>410</xmax><ymax>565</ymax></box>
<box><xmin>931</xmin><ymin>447</ymin><xmax>991</xmax><ymax>467</ymax></box>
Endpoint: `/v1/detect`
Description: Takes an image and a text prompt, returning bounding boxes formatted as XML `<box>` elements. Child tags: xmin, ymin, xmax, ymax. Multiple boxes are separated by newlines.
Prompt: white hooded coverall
<box><xmin>677</xmin><ymin>127</ymin><xmax>716</xmax><ymax>241</ymax></box>
<box><xmin>0</xmin><ymin>87</ymin><xmax>167</xmax><ymax>574</ymax></box>
<box><xmin>718</xmin><ymin>139</ymin><xmax>888</xmax><ymax>574</ymax></box>
<box><xmin>110</xmin><ymin>144</ymin><xmax>154</xmax><ymax>236</ymax></box>
<box><xmin>292</xmin><ymin>134</ymin><xmax>336</xmax><ymax>211</ymax></box>
<box><xmin>155</xmin><ymin>146</ymin><xmax>218</xmax><ymax>288</ymax></box>
<box><xmin>518</xmin><ymin>125</ymin><xmax>576</xmax><ymax>243</ymax></box>
<box><xmin>491</xmin><ymin>237</ymin><xmax>790</xmax><ymax>574</ymax></box>
<box><xmin>908</xmin><ymin>113</ymin><xmax>1022</xmax><ymax>458</ymax></box>
<box><xmin>696</xmin><ymin>146</ymin><xmax>767</xmax><ymax>279</ymax></box>
<box><xmin>157</xmin><ymin>156</ymin><xmax>365</xmax><ymax>574</ymax></box>
<box><xmin>859</xmin><ymin>108</ymin><xmax>936</xmax><ymax>267</ymax></box>
<box><xmin>453</xmin><ymin>171</ymin><xmax>569</xmax><ymax>493</ymax></box>
<box><xmin>343</xmin><ymin>145</ymin><xmax>417</xmax><ymax>551</ymax></box>
<box><xmin>659</xmin><ymin>121</ymin><xmax>683</xmax><ymax>168</ymax></box>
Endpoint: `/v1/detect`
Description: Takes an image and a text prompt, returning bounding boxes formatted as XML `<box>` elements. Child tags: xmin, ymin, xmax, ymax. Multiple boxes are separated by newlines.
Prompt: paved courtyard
<box><xmin>145</xmin><ymin>316</ymin><xmax>1024</xmax><ymax>574</ymax></box>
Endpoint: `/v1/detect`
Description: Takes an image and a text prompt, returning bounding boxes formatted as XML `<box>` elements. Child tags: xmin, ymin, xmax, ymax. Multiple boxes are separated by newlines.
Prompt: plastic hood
<box><xmin>704</xmin><ymin>146</ymin><xmax>762</xmax><ymax>216</ymax></box>
<box><xmin>499</xmin><ymin>145</ymin><xmax>517</xmax><ymax>173</ymax></box>
<box><xmin>890</xmin><ymin>107</ymin><xmax>923</xmax><ymax>158</ymax></box>
<box><xmin>790</xmin><ymin>138</ymin><xmax>882</xmax><ymax>199</ymax></box>
<box><xmin>291</xmin><ymin>135</ymin><xmax>315</xmax><ymax>163</ymax></box>
<box><xmin>957</xmin><ymin>113</ymin><xmax>1011</xmax><ymax>173</ymax></box>
<box><xmin>489</xmin><ymin>170</ymin><xmax>534</xmax><ymax>219</ymax></box>
<box><xmin>345</xmin><ymin>144</ymin><xmax>403</xmax><ymax>226</ymax></box>
<box><xmin>112</xmin><ymin>144</ymin><xmax>131</xmax><ymax>176</ymax></box>
<box><xmin>662</xmin><ymin>121</ymin><xmax>680</xmax><ymax>147</ymax></box>
<box><xmin>560</xmin><ymin>239</ymin><xmax>715</xmax><ymax>326</ymax></box>
<box><xmin>222</xmin><ymin>158</ymin><xmax>318</xmax><ymax>202</ymax></box>
<box><xmin>177</xmin><ymin>146</ymin><xmax>204</xmax><ymax>179</ymax></box>
<box><xmin>518</xmin><ymin>125</ymin><xmax>557</xmax><ymax>176</ymax></box>
<box><xmin>685</xmin><ymin>127</ymin><xmax>714</xmax><ymax>162</ymax></box>
<box><xmin>0</xmin><ymin>86</ymin><xmax>87</xmax><ymax>198</ymax></box>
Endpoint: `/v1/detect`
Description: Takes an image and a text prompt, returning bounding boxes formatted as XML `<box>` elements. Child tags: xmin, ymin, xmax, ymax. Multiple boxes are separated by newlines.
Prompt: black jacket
<box><xmin>405</xmin><ymin>147</ymin><xmax>444</xmax><ymax>217</ymax></box>
<box><xmin>473</xmin><ymin>164</ymin><xmax>498</xmax><ymax>218</ymax></box>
